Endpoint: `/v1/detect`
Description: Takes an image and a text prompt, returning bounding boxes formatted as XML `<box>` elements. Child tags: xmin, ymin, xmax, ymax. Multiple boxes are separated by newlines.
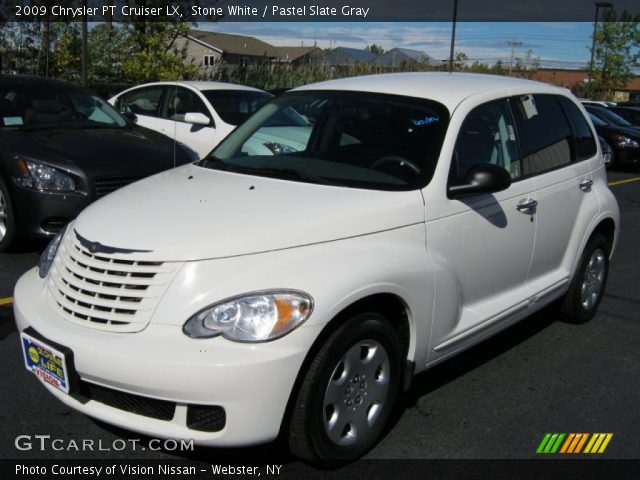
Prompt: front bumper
<box><xmin>14</xmin><ymin>268</ymin><xmax>321</xmax><ymax>446</ymax></box>
<box><xmin>9</xmin><ymin>183</ymin><xmax>91</xmax><ymax>239</ymax></box>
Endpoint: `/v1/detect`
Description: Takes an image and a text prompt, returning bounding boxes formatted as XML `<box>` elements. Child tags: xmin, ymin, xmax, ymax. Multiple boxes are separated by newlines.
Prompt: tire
<box><xmin>288</xmin><ymin>312</ymin><xmax>402</xmax><ymax>462</ymax></box>
<box><xmin>0</xmin><ymin>176</ymin><xmax>16</xmax><ymax>252</ymax></box>
<box><xmin>559</xmin><ymin>233</ymin><xmax>609</xmax><ymax>324</ymax></box>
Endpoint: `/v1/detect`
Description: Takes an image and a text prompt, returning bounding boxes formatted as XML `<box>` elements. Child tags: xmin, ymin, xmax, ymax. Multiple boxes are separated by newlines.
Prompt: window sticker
<box><xmin>3</xmin><ymin>116</ymin><xmax>23</xmax><ymax>126</ymax></box>
<box><xmin>411</xmin><ymin>115</ymin><xmax>440</xmax><ymax>126</ymax></box>
<box><xmin>507</xmin><ymin>124</ymin><xmax>516</xmax><ymax>141</ymax></box>
<box><xmin>520</xmin><ymin>95</ymin><xmax>538</xmax><ymax>119</ymax></box>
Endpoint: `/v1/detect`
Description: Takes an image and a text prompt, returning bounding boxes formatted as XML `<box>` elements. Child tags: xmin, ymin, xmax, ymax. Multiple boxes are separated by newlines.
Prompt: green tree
<box><xmin>366</xmin><ymin>44</ymin><xmax>385</xmax><ymax>56</ymax></box>
<box><xmin>591</xmin><ymin>9</ymin><xmax>640</xmax><ymax>99</ymax></box>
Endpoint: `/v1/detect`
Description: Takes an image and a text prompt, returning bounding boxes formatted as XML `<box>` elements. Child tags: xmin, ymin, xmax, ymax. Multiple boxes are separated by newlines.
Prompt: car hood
<box><xmin>1</xmin><ymin>125</ymin><xmax>188</xmax><ymax>176</ymax></box>
<box><xmin>73</xmin><ymin>164</ymin><xmax>425</xmax><ymax>261</ymax></box>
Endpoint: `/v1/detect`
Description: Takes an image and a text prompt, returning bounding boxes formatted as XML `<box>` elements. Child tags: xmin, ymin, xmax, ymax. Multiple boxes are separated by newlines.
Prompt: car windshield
<box><xmin>589</xmin><ymin>107</ymin><xmax>632</xmax><ymax>126</ymax></box>
<box><xmin>0</xmin><ymin>83</ymin><xmax>127</xmax><ymax>130</ymax></box>
<box><xmin>201</xmin><ymin>90</ymin><xmax>273</xmax><ymax>125</ymax></box>
<box><xmin>200</xmin><ymin>90</ymin><xmax>449</xmax><ymax>191</ymax></box>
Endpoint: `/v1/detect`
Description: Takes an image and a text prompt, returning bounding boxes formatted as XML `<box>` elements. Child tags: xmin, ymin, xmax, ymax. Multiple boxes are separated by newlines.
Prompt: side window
<box><xmin>511</xmin><ymin>94</ymin><xmax>572</xmax><ymax>176</ymax></box>
<box><xmin>164</xmin><ymin>87</ymin><xmax>212</xmax><ymax>124</ymax></box>
<box><xmin>118</xmin><ymin>86</ymin><xmax>164</xmax><ymax>117</ymax></box>
<box><xmin>559</xmin><ymin>97</ymin><xmax>597</xmax><ymax>161</ymax></box>
<box><xmin>451</xmin><ymin>99</ymin><xmax>521</xmax><ymax>185</ymax></box>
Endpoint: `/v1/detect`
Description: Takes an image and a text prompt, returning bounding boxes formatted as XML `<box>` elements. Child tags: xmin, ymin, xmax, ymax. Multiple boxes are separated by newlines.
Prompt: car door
<box><xmin>162</xmin><ymin>86</ymin><xmax>217</xmax><ymax>159</ymax></box>
<box><xmin>115</xmin><ymin>85</ymin><xmax>171</xmax><ymax>134</ymax></box>
<box><xmin>516</xmin><ymin>95</ymin><xmax>601</xmax><ymax>295</ymax></box>
<box><xmin>425</xmin><ymin>98</ymin><xmax>537</xmax><ymax>357</ymax></box>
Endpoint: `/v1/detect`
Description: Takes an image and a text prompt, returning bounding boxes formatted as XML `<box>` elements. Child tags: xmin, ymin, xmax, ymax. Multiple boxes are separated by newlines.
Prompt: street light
<box><xmin>587</xmin><ymin>2</ymin><xmax>613</xmax><ymax>98</ymax></box>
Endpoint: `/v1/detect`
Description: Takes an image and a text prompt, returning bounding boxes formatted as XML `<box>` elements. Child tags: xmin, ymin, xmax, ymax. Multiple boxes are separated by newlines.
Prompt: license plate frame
<box><xmin>20</xmin><ymin>330</ymin><xmax>74</xmax><ymax>394</ymax></box>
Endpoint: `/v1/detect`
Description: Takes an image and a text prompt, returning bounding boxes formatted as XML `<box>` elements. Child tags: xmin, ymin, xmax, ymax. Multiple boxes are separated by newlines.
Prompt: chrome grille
<box><xmin>48</xmin><ymin>231</ymin><xmax>180</xmax><ymax>332</ymax></box>
<box><xmin>94</xmin><ymin>175</ymin><xmax>145</xmax><ymax>197</ymax></box>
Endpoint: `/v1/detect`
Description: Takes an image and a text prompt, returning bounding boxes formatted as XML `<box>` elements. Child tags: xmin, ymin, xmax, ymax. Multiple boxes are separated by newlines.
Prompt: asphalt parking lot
<box><xmin>1</xmin><ymin>170</ymin><xmax>638</xmax><ymax>463</ymax></box>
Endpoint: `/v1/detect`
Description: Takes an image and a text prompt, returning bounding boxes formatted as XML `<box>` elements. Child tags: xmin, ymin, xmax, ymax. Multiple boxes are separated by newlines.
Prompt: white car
<box><xmin>109</xmin><ymin>81</ymin><xmax>273</xmax><ymax>159</ymax></box>
<box><xmin>15</xmin><ymin>73</ymin><xmax>620</xmax><ymax>461</ymax></box>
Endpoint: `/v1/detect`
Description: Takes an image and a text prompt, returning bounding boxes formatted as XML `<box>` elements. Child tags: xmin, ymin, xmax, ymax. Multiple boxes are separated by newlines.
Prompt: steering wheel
<box><xmin>371</xmin><ymin>156</ymin><xmax>421</xmax><ymax>176</ymax></box>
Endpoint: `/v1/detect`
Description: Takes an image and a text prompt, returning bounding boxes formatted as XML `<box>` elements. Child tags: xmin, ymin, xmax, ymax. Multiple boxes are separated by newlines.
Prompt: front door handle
<box><xmin>579</xmin><ymin>179</ymin><xmax>594</xmax><ymax>192</ymax></box>
<box><xmin>517</xmin><ymin>198</ymin><xmax>538</xmax><ymax>213</ymax></box>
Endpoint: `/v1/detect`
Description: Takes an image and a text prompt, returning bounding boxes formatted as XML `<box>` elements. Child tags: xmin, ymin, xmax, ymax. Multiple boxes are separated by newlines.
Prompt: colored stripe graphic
<box><xmin>536</xmin><ymin>433</ymin><xmax>565</xmax><ymax>454</ymax></box>
<box><xmin>537</xmin><ymin>433</ymin><xmax>613</xmax><ymax>454</ymax></box>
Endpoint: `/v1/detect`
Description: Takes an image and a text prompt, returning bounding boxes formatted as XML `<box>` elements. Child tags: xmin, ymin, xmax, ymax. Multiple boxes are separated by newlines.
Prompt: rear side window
<box><xmin>118</xmin><ymin>86</ymin><xmax>164</xmax><ymax>117</ymax></box>
<box><xmin>511</xmin><ymin>94</ymin><xmax>572</xmax><ymax>176</ymax></box>
<box><xmin>559</xmin><ymin>97</ymin><xmax>597</xmax><ymax>161</ymax></box>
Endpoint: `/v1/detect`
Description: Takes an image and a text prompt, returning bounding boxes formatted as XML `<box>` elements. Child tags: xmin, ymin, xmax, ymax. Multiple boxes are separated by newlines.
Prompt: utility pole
<box><xmin>508</xmin><ymin>38</ymin><xmax>522</xmax><ymax>76</ymax></box>
<box><xmin>448</xmin><ymin>0</ymin><xmax>458</xmax><ymax>73</ymax></box>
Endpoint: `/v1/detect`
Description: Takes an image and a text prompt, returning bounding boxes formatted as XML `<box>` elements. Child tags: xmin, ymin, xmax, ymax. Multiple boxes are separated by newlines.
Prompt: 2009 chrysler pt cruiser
<box><xmin>14</xmin><ymin>73</ymin><xmax>620</xmax><ymax>461</ymax></box>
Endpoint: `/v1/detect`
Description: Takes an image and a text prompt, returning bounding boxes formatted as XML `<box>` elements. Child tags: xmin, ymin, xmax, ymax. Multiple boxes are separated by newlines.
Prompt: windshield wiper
<box><xmin>229</xmin><ymin>165</ymin><xmax>347</xmax><ymax>187</ymax></box>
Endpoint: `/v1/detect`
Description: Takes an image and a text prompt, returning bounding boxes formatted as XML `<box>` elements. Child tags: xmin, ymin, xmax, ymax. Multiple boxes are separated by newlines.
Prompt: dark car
<box><xmin>587</xmin><ymin>112</ymin><xmax>640</xmax><ymax>170</ymax></box>
<box><xmin>609</xmin><ymin>106</ymin><xmax>640</xmax><ymax>127</ymax></box>
<box><xmin>584</xmin><ymin>105</ymin><xmax>640</xmax><ymax>132</ymax></box>
<box><xmin>0</xmin><ymin>76</ymin><xmax>194</xmax><ymax>251</ymax></box>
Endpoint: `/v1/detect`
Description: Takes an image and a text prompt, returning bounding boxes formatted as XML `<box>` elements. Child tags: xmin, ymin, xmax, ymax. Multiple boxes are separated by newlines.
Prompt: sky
<box><xmin>196</xmin><ymin>22</ymin><xmax>601</xmax><ymax>69</ymax></box>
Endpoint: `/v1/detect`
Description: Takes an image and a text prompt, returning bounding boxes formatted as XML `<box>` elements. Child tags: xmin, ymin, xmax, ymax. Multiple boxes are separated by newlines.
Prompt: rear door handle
<box><xmin>579</xmin><ymin>179</ymin><xmax>594</xmax><ymax>192</ymax></box>
<box><xmin>517</xmin><ymin>198</ymin><xmax>538</xmax><ymax>213</ymax></box>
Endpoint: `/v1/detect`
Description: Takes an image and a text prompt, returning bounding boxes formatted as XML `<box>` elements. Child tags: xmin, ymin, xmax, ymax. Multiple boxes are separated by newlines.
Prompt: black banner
<box><xmin>4</xmin><ymin>459</ymin><xmax>640</xmax><ymax>480</ymax></box>
<box><xmin>1</xmin><ymin>0</ymin><xmax>640</xmax><ymax>23</ymax></box>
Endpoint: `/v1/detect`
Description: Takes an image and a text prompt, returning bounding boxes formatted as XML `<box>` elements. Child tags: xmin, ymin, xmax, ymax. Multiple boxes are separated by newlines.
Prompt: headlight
<box><xmin>613</xmin><ymin>135</ymin><xmax>640</xmax><ymax>149</ymax></box>
<box><xmin>183</xmin><ymin>291</ymin><xmax>313</xmax><ymax>342</ymax></box>
<box><xmin>14</xmin><ymin>158</ymin><xmax>76</xmax><ymax>192</ymax></box>
<box><xmin>38</xmin><ymin>223</ymin><xmax>68</xmax><ymax>278</ymax></box>
<box><xmin>263</xmin><ymin>142</ymin><xmax>297</xmax><ymax>155</ymax></box>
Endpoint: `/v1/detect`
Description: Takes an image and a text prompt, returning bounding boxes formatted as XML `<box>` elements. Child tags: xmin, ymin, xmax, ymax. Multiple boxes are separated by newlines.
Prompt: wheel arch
<box><xmin>279</xmin><ymin>292</ymin><xmax>413</xmax><ymax>437</ymax></box>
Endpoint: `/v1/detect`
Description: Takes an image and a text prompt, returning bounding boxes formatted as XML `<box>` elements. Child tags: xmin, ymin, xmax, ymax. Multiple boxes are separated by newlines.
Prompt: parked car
<box><xmin>609</xmin><ymin>106</ymin><xmax>640</xmax><ymax>127</ymax></box>
<box><xmin>0</xmin><ymin>75</ymin><xmax>196</xmax><ymax>251</ymax></box>
<box><xmin>580</xmin><ymin>99</ymin><xmax>617</xmax><ymax>108</ymax></box>
<box><xmin>15</xmin><ymin>73</ymin><xmax>619</xmax><ymax>462</ymax></box>
<box><xmin>587</xmin><ymin>112</ymin><xmax>640</xmax><ymax>169</ymax></box>
<box><xmin>584</xmin><ymin>105</ymin><xmax>640</xmax><ymax>132</ymax></box>
<box><xmin>109</xmin><ymin>82</ymin><xmax>273</xmax><ymax>159</ymax></box>
<box><xmin>598</xmin><ymin>135</ymin><xmax>613</xmax><ymax>165</ymax></box>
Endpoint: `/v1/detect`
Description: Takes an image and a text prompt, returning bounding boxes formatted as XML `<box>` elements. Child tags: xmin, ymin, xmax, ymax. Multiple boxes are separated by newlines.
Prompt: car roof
<box><xmin>292</xmin><ymin>72</ymin><xmax>568</xmax><ymax>111</ymax></box>
<box><xmin>122</xmin><ymin>81</ymin><xmax>267</xmax><ymax>93</ymax></box>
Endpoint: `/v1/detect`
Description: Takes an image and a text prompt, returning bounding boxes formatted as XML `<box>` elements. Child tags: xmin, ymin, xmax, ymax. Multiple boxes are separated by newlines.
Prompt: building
<box><xmin>323</xmin><ymin>47</ymin><xmax>378</xmax><ymax>66</ymax></box>
<box><xmin>372</xmin><ymin>48</ymin><xmax>438</xmax><ymax>68</ymax></box>
<box><xmin>174</xmin><ymin>30</ymin><xmax>282</xmax><ymax>75</ymax></box>
<box><xmin>277</xmin><ymin>46</ymin><xmax>325</xmax><ymax>65</ymax></box>
<box><xmin>515</xmin><ymin>68</ymin><xmax>640</xmax><ymax>102</ymax></box>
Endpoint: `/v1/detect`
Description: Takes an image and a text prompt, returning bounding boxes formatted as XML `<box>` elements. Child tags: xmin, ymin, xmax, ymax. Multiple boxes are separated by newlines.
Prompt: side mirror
<box><xmin>448</xmin><ymin>163</ymin><xmax>512</xmax><ymax>198</ymax></box>
<box><xmin>184</xmin><ymin>112</ymin><xmax>211</xmax><ymax>126</ymax></box>
<box><xmin>119</xmin><ymin>104</ymin><xmax>137</xmax><ymax>123</ymax></box>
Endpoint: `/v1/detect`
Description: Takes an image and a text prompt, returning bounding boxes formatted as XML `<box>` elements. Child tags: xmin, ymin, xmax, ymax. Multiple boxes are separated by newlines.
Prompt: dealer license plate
<box><xmin>20</xmin><ymin>332</ymin><xmax>71</xmax><ymax>394</ymax></box>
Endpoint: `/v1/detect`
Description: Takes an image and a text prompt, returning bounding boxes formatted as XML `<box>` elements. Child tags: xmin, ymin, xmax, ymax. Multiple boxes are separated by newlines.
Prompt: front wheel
<box><xmin>559</xmin><ymin>233</ymin><xmax>610</xmax><ymax>324</ymax></box>
<box><xmin>288</xmin><ymin>312</ymin><xmax>402</xmax><ymax>462</ymax></box>
<box><xmin>0</xmin><ymin>176</ymin><xmax>17</xmax><ymax>252</ymax></box>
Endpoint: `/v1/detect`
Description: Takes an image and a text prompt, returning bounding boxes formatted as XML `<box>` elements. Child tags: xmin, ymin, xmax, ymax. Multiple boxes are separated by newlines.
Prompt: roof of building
<box><xmin>293</xmin><ymin>72</ymin><xmax>568</xmax><ymax>110</ymax></box>
<box><xmin>325</xmin><ymin>47</ymin><xmax>378</xmax><ymax>63</ymax></box>
<box><xmin>277</xmin><ymin>46</ymin><xmax>323</xmax><ymax>62</ymax></box>
<box><xmin>372</xmin><ymin>48</ymin><xmax>437</xmax><ymax>66</ymax></box>
<box><xmin>187</xmin><ymin>30</ymin><xmax>281</xmax><ymax>58</ymax></box>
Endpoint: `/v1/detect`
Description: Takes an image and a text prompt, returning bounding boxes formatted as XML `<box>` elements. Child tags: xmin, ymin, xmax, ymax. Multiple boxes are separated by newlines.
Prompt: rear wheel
<box><xmin>559</xmin><ymin>234</ymin><xmax>609</xmax><ymax>323</ymax></box>
<box><xmin>0</xmin><ymin>176</ymin><xmax>16</xmax><ymax>252</ymax></box>
<box><xmin>288</xmin><ymin>312</ymin><xmax>402</xmax><ymax>462</ymax></box>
